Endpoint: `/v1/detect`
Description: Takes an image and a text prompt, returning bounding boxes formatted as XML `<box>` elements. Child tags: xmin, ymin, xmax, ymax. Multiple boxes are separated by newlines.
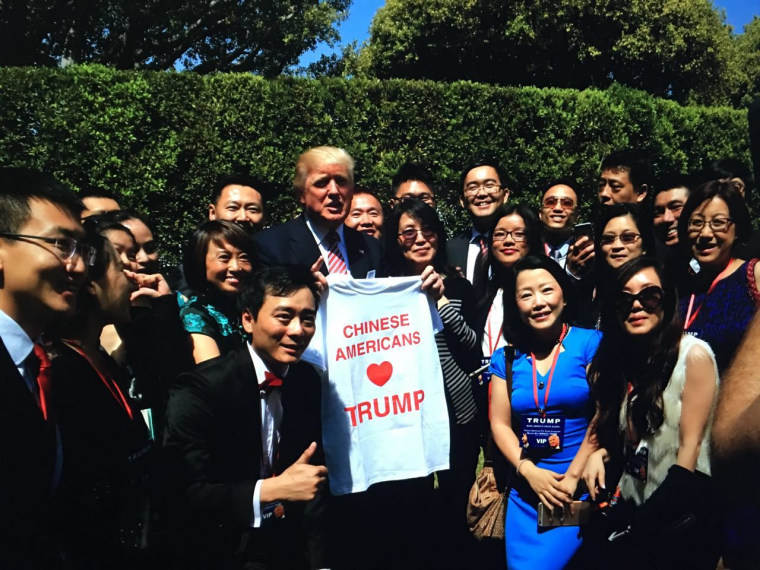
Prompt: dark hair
<box><xmin>210</xmin><ymin>173</ymin><xmax>270</xmax><ymax>206</ymax></box>
<box><xmin>539</xmin><ymin>178</ymin><xmax>582</xmax><ymax>198</ymax></box>
<box><xmin>82</xmin><ymin>213</ymin><xmax>137</xmax><ymax>244</ymax></box>
<box><xmin>589</xmin><ymin>257</ymin><xmax>682</xmax><ymax>450</ymax></box>
<box><xmin>78</xmin><ymin>186</ymin><xmax>122</xmax><ymax>204</ymax></box>
<box><xmin>595</xmin><ymin>203</ymin><xmax>656</xmax><ymax>265</ymax></box>
<box><xmin>698</xmin><ymin>158</ymin><xmax>755</xmax><ymax>198</ymax></box>
<box><xmin>600</xmin><ymin>149</ymin><xmax>653</xmax><ymax>193</ymax></box>
<box><xmin>0</xmin><ymin>168</ymin><xmax>84</xmax><ymax>234</ymax></box>
<box><xmin>384</xmin><ymin>199</ymin><xmax>449</xmax><ymax>276</ymax></box>
<box><xmin>352</xmin><ymin>186</ymin><xmax>382</xmax><ymax>202</ymax></box>
<box><xmin>459</xmin><ymin>158</ymin><xmax>513</xmax><ymax>194</ymax></box>
<box><xmin>487</xmin><ymin>204</ymin><xmax>544</xmax><ymax>288</ymax></box>
<box><xmin>392</xmin><ymin>163</ymin><xmax>435</xmax><ymax>194</ymax></box>
<box><xmin>110</xmin><ymin>209</ymin><xmax>158</xmax><ymax>236</ymax></box>
<box><xmin>80</xmin><ymin>220</ymin><xmax>121</xmax><ymax>282</ymax></box>
<box><xmin>502</xmin><ymin>255</ymin><xmax>572</xmax><ymax>351</ymax></box>
<box><xmin>653</xmin><ymin>173</ymin><xmax>692</xmax><ymax>198</ymax></box>
<box><xmin>677</xmin><ymin>179</ymin><xmax>752</xmax><ymax>251</ymax></box>
<box><xmin>182</xmin><ymin>220</ymin><xmax>257</xmax><ymax>293</ymax></box>
<box><xmin>238</xmin><ymin>264</ymin><xmax>320</xmax><ymax>318</ymax></box>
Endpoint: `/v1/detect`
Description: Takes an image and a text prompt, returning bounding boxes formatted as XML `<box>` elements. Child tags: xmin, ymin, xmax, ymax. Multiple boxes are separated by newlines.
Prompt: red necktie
<box><xmin>261</xmin><ymin>371</ymin><xmax>283</xmax><ymax>395</ymax></box>
<box><xmin>32</xmin><ymin>344</ymin><xmax>53</xmax><ymax>420</ymax></box>
<box><xmin>326</xmin><ymin>231</ymin><xmax>348</xmax><ymax>275</ymax></box>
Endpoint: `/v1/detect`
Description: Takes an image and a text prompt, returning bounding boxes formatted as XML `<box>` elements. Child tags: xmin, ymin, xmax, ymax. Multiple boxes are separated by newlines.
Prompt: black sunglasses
<box><xmin>616</xmin><ymin>286</ymin><xmax>664</xmax><ymax>318</ymax></box>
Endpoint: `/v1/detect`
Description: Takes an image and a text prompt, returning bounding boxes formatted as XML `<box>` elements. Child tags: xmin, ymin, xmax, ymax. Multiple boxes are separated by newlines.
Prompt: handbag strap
<box><xmin>484</xmin><ymin>345</ymin><xmax>516</xmax><ymax>463</ymax></box>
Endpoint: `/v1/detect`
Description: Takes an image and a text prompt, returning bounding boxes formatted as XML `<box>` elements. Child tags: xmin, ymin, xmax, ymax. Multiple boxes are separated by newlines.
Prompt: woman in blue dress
<box><xmin>489</xmin><ymin>255</ymin><xmax>601</xmax><ymax>569</ymax></box>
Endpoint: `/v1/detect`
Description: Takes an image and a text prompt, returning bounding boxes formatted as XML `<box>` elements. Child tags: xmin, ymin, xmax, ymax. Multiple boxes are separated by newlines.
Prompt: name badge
<box><xmin>625</xmin><ymin>441</ymin><xmax>648</xmax><ymax>481</ymax></box>
<box><xmin>480</xmin><ymin>356</ymin><xmax>492</xmax><ymax>385</ymax></box>
<box><xmin>520</xmin><ymin>414</ymin><xmax>565</xmax><ymax>450</ymax></box>
<box><xmin>261</xmin><ymin>501</ymin><xmax>286</xmax><ymax>525</ymax></box>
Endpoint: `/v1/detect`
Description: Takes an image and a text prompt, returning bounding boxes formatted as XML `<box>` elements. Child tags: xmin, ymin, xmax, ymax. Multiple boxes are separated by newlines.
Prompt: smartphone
<box><xmin>537</xmin><ymin>501</ymin><xmax>591</xmax><ymax>527</ymax></box>
<box><xmin>573</xmin><ymin>222</ymin><xmax>594</xmax><ymax>240</ymax></box>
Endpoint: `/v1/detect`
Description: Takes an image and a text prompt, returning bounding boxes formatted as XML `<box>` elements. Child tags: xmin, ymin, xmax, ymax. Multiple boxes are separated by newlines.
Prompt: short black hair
<box><xmin>78</xmin><ymin>186</ymin><xmax>123</xmax><ymax>205</ymax></box>
<box><xmin>183</xmin><ymin>220</ymin><xmax>257</xmax><ymax>293</ymax></box>
<box><xmin>678</xmin><ymin>179</ymin><xmax>752</xmax><ymax>249</ymax></box>
<box><xmin>392</xmin><ymin>163</ymin><xmax>435</xmax><ymax>194</ymax></box>
<box><xmin>110</xmin><ymin>209</ymin><xmax>158</xmax><ymax>236</ymax></box>
<box><xmin>539</xmin><ymin>178</ymin><xmax>582</xmax><ymax>198</ymax></box>
<box><xmin>600</xmin><ymin>149</ymin><xmax>653</xmax><ymax>193</ymax></box>
<box><xmin>697</xmin><ymin>158</ymin><xmax>755</xmax><ymax>199</ymax></box>
<box><xmin>459</xmin><ymin>159</ymin><xmax>513</xmax><ymax>195</ymax></box>
<box><xmin>384</xmin><ymin>198</ymin><xmax>449</xmax><ymax>275</ymax></box>
<box><xmin>653</xmin><ymin>173</ymin><xmax>693</xmax><ymax>198</ymax></box>
<box><xmin>238</xmin><ymin>264</ymin><xmax>320</xmax><ymax>319</ymax></box>
<box><xmin>210</xmin><ymin>173</ymin><xmax>271</xmax><ymax>206</ymax></box>
<box><xmin>0</xmin><ymin>168</ymin><xmax>84</xmax><ymax>234</ymax></box>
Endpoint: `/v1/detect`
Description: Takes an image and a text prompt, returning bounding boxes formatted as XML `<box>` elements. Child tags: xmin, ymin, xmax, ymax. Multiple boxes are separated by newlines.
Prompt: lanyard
<box><xmin>485</xmin><ymin>292</ymin><xmax>504</xmax><ymax>356</ymax></box>
<box><xmin>531</xmin><ymin>324</ymin><xmax>568</xmax><ymax>417</ymax></box>
<box><xmin>684</xmin><ymin>258</ymin><xmax>734</xmax><ymax>330</ymax></box>
<box><xmin>62</xmin><ymin>340</ymin><xmax>134</xmax><ymax>420</ymax></box>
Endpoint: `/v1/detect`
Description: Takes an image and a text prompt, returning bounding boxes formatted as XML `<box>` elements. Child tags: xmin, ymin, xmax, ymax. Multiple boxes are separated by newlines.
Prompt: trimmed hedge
<box><xmin>0</xmin><ymin>65</ymin><xmax>751</xmax><ymax>263</ymax></box>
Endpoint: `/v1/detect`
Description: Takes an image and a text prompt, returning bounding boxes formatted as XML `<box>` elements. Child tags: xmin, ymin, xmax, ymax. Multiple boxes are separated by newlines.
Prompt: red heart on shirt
<box><xmin>366</xmin><ymin>361</ymin><xmax>393</xmax><ymax>387</ymax></box>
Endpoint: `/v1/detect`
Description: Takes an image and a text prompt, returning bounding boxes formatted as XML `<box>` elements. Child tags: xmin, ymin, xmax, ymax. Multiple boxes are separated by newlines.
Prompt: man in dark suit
<box><xmin>164</xmin><ymin>265</ymin><xmax>328</xmax><ymax>569</ymax></box>
<box><xmin>0</xmin><ymin>168</ymin><xmax>88</xmax><ymax>568</ymax></box>
<box><xmin>446</xmin><ymin>159</ymin><xmax>511</xmax><ymax>295</ymax></box>
<box><xmin>253</xmin><ymin>146</ymin><xmax>384</xmax><ymax>278</ymax></box>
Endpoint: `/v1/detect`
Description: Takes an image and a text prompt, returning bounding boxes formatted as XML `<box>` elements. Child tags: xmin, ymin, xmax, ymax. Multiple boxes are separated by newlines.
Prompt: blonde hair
<box><xmin>293</xmin><ymin>146</ymin><xmax>355</xmax><ymax>194</ymax></box>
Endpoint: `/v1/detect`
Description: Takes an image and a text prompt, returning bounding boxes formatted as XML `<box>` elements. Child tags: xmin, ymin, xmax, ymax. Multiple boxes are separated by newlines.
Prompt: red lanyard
<box><xmin>684</xmin><ymin>258</ymin><xmax>734</xmax><ymax>330</ymax></box>
<box><xmin>485</xmin><ymin>295</ymin><xmax>504</xmax><ymax>356</ymax></box>
<box><xmin>531</xmin><ymin>324</ymin><xmax>568</xmax><ymax>417</ymax></box>
<box><xmin>62</xmin><ymin>340</ymin><xmax>134</xmax><ymax>420</ymax></box>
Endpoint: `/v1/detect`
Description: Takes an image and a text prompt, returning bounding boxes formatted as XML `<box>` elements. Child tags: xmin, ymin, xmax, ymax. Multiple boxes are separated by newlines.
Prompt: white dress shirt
<box><xmin>305</xmin><ymin>216</ymin><xmax>350</xmax><ymax>273</ymax></box>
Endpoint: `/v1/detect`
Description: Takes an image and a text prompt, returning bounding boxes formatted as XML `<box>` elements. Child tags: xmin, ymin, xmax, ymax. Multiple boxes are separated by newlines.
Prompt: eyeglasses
<box><xmin>398</xmin><ymin>228</ymin><xmax>436</xmax><ymax>242</ymax></box>
<box><xmin>463</xmin><ymin>182</ymin><xmax>503</xmax><ymax>195</ymax></box>
<box><xmin>616</xmin><ymin>286</ymin><xmax>664</xmax><ymax>318</ymax></box>
<box><xmin>687</xmin><ymin>217</ymin><xmax>733</xmax><ymax>233</ymax></box>
<box><xmin>599</xmin><ymin>232</ymin><xmax>641</xmax><ymax>246</ymax></box>
<box><xmin>0</xmin><ymin>232</ymin><xmax>96</xmax><ymax>266</ymax></box>
<box><xmin>542</xmin><ymin>196</ymin><xmax>575</xmax><ymax>209</ymax></box>
<box><xmin>492</xmin><ymin>229</ymin><xmax>527</xmax><ymax>242</ymax></box>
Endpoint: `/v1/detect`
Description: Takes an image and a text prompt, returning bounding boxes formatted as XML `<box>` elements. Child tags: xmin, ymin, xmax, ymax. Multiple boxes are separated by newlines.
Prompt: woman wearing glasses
<box><xmin>582</xmin><ymin>257</ymin><xmax>720</xmax><ymax>568</ymax></box>
<box><xmin>574</xmin><ymin>204</ymin><xmax>655</xmax><ymax>329</ymax></box>
<box><xmin>677</xmin><ymin>180</ymin><xmax>760</xmax><ymax>372</ymax></box>
<box><xmin>385</xmin><ymin>199</ymin><xmax>481</xmax><ymax>568</ymax></box>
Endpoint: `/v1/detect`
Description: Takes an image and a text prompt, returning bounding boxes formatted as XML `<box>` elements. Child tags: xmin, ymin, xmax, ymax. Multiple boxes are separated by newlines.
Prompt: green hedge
<box><xmin>0</xmin><ymin>65</ymin><xmax>751</xmax><ymax>263</ymax></box>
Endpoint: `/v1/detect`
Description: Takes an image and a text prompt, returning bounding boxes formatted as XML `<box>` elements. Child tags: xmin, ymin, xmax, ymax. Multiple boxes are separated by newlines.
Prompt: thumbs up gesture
<box><xmin>260</xmin><ymin>442</ymin><xmax>328</xmax><ymax>503</ymax></box>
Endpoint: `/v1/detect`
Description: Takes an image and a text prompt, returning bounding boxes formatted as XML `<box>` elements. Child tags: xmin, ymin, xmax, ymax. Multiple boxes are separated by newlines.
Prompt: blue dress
<box><xmin>679</xmin><ymin>259</ymin><xmax>759</xmax><ymax>373</ymax></box>
<box><xmin>489</xmin><ymin>327</ymin><xmax>601</xmax><ymax>570</ymax></box>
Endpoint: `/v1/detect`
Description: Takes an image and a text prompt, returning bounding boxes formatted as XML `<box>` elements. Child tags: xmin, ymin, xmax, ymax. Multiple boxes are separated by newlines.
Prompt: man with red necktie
<box><xmin>164</xmin><ymin>265</ymin><xmax>329</xmax><ymax>569</ymax></box>
<box><xmin>0</xmin><ymin>168</ymin><xmax>88</xmax><ymax>568</ymax></box>
<box><xmin>253</xmin><ymin>146</ymin><xmax>385</xmax><ymax>279</ymax></box>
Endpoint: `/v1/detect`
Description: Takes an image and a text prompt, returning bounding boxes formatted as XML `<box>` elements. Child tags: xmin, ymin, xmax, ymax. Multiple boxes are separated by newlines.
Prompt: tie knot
<box><xmin>261</xmin><ymin>371</ymin><xmax>283</xmax><ymax>394</ymax></box>
<box><xmin>326</xmin><ymin>230</ymin><xmax>340</xmax><ymax>246</ymax></box>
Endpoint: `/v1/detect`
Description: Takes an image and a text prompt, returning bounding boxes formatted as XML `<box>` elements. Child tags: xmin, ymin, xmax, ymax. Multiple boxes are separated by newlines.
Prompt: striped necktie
<box><xmin>326</xmin><ymin>231</ymin><xmax>348</xmax><ymax>275</ymax></box>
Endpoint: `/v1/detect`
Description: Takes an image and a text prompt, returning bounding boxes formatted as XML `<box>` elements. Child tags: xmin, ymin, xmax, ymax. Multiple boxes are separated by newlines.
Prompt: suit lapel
<box><xmin>344</xmin><ymin>226</ymin><xmax>369</xmax><ymax>279</ymax></box>
<box><xmin>232</xmin><ymin>347</ymin><xmax>264</xmax><ymax>466</ymax></box>
<box><xmin>289</xmin><ymin>216</ymin><xmax>325</xmax><ymax>274</ymax></box>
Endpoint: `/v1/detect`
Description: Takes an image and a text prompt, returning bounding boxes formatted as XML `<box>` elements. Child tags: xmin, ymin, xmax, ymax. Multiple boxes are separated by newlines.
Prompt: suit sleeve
<box><xmin>163</xmin><ymin>373</ymin><xmax>256</xmax><ymax>526</ymax></box>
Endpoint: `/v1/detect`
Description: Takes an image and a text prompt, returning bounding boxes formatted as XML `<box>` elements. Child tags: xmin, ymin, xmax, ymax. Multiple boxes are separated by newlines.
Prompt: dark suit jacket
<box><xmin>163</xmin><ymin>347</ymin><xmax>327</xmax><ymax>569</ymax></box>
<box><xmin>446</xmin><ymin>232</ymin><xmax>472</xmax><ymax>275</ymax></box>
<box><xmin>253</xmin><ymin>214</ymin><xmax>385</xmax><ymax>278</ymax></box>
<box><xmin>0</xmin><ymin>338</ymin><xmax>61</xmax><ymax>569</ymax></box>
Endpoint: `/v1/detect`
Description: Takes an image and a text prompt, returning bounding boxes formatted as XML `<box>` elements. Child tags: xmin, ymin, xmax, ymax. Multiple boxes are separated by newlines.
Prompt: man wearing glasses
<box><xmin>539</xmin><ymin>179</ymin><xmax>581</xmax><ymax>271</ymax></box>
<box><xmin>0</xmin><ymin>168</ymin><xmax>89</xmax><ymax>567</ymax></box>
<box><xmin>389</xmin><ymin>163</ymin><xmax>437</xmax><ymax>208</ymax></box>
<box><xmin>447</xmin><ymin>159</ymin><xmax>511</xmax><ymax>295</ymax></box>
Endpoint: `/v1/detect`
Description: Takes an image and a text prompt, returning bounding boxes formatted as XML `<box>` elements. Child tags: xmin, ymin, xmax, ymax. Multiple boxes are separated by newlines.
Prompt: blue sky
<box><xmin>298</xmin><ymin>0</ymin><xmax>759</xmax><ymax>67</ymax></box>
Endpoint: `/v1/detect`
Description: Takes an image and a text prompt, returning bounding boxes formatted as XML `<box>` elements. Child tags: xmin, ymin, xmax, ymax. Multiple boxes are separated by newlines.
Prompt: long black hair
<box><xmin>588</xmin><ymin>257</ymin><xmax>683</xmax><ymax>450</ymax></box>
<box><xmin>384</xmin><ymin>198</ymin><xmax>449</xmax><ymax>276</ymax></box>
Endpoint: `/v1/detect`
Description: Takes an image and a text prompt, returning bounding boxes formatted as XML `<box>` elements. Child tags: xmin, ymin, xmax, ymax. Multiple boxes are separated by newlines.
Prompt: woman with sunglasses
<box><xmin>385</xmin><ymin>199</ymin><xmax>481</xmax><ymax>568</ymax></box>
<box><xmin>574</xmin><ymin>204</ymin><xmax>655</xmax><ymax>329</ymax></box>
<box><xmin>677</xmin><ymin>180</ymin><xmax>760</xmax><ymax>372</ymax></box>
<box><xmin>582</xmin><ymin>257</ymin><xmax>720</xmax><ymax>568</ymax></box>
<box><xmin>489</xmin><ymin>255</ymin><xmax>601</xmax><ymax>569</ymax></box>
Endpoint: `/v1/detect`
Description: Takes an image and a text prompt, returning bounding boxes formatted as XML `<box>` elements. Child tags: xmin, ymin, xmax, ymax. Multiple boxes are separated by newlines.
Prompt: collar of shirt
<box><xmin>246</xmin><ymin>342</ymin><xmax>289</xmax><ymax>388</ymax></box>
<box><xmin>304</xmin><ymin>215</ymin><xmax>346</xmax><ymax>249</ymax></box>
<box><xmin>469</xmin><ymin>227</ymin><xmax>489</xmax><ymax>244</ymax></box>
<box><xmin>546</xmin><ymin>238</ymin><xmax>572</xmax><ymax>258</ymax></box>
<box><xmin>0</xmin><ymin>308</ymin><xmax>35</xmax><ymax>366</ymax></box>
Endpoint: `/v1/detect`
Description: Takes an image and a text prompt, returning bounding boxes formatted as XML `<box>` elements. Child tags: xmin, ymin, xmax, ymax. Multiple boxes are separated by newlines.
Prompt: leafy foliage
<box><xmin>359</xmin><ymin>0</ymin><xmax>748</xmax><ymax>106</ymax></box>
<box><xmin>0</xmin><ymin>66</ymin><xmax>751</xmax><ymax>262</ymax></box>
<box><xmin>0</xmin><ymin>0</ymin><xmax>349</xmax><ymax>75</ymax></box>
